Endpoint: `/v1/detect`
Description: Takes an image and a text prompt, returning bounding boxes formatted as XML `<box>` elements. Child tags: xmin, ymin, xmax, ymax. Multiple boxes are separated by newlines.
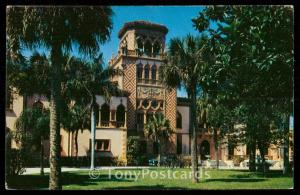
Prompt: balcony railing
<box><xmin>98</xmin><ymin>120</ymin><xmax>126</xmax><ymax>129</ymax></box>
<box><xmin>123</xmin><ymin>49</ymin><xmax>163</xmax><ymax>60</ymax></box>
<box><xmin>137</xmin><ymin>79</ymin><xmax>160</xmax><ymax>85</ymax></box>
<box><xmin>116</xmin><ymin>121</ymin><xmax>125</xmax><ymax>128</ymax></box>
<box><xmin>101</xmin><ymin>121</ymin><xmax>110</xmax><ymax>127</ymax></box>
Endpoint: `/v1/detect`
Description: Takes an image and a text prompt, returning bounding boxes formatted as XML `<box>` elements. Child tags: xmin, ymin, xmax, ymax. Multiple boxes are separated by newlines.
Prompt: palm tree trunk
<box><xmin>40</xmin><ymin>136</ymin><xmax>44</xmax><ymax>176</ymax></box>
<box><xmin>191</xmin><ymin>88</ymin><xmax>198</xmax><ymax>183</ymax></box>
<box><xmin>49</xmin><ymin>46</ymin><xmax>62</xmax><ymax>190</ymax></box>
<box><xmin>249</xmin><ymin>140</ymin><xmax>256</xmax><ymax>172</ymax></box>
<box><xmin>75</xmin><ymin>130</ymin><xmax>79</xmax><ymax>165</ymax></box>
<box><xmin>213</xmin><ymin>128</ymin><xmax>219</xmax><ymax>169</ymax></box>
<box><xmin>215</xmin><ymin>145</ymin><xmax>219</xmax><ymax>169</ymax></box>
<box><xmin>90</xmin><ymin>104</ymin><xmax>96</xmax><ymax>170</ymax></box>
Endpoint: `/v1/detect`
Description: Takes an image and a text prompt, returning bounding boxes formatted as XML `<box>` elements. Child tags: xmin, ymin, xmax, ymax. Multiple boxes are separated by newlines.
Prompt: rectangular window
<box><xmin>177</xmin><ymin>134</ymin><xmax>182</xmax><ymax>154</ymax></box>
<box><xmin>95</xmin><ymin>139</ymin><xmax>110</xmax><ymax>152</ymax></box>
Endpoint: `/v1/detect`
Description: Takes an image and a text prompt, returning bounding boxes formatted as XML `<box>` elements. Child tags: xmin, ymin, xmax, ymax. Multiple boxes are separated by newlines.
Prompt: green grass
<box><xmin>7</xmin><ymin>168</ymin><xmax>293</xmax><ymax>190</ymax></box>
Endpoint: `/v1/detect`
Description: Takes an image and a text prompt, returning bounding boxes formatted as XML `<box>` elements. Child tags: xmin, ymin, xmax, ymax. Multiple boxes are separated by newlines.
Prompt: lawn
<box><xmin>7</xmin><ymin>168</ymin><xmax>293</xmax><ymax>190</ymax></box>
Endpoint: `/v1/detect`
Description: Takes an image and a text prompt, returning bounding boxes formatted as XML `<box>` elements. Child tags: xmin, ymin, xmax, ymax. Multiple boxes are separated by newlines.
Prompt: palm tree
<box><xmin>144</xmin><ymin>113</ymin><xmax>173</xmax><ymax>166</ymax></box>
<box><xmin>14</xmin><ymin>107</ymin><xmax>50</xmax><ymax>176</ymax></box>
<box><xmin>61</xmin><ymin>54</ymin><xmax>123</xmax><ymax>169</ymax></box>
<box><xmin>7</xmin><ymin>7</ymin><xmax>113</xmax><ymax>189</ymax></box>
<box><xmin>61</xmin><ymin>103</ymin><xmax>90</xmax><ymax>159</ymax></box>
<box><xmin>160</xmin><ymin>34</ymin><xmax>208</xmax><ymax>183</ymax></box>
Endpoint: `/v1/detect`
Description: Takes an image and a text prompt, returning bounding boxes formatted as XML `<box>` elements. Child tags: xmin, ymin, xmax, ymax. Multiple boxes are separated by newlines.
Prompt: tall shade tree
<box><xmin>160</xmin><ymin>34</ymin><xmax>209</xmax><ymax>183</ymax></box>
<box><xmin>193</xmin><ymin>5</ymin><xmax>293</xmax><ymax>173</ymax></box>
<box><xmin>14</xmin><ymin>107</ymin><xmax>50</xmax><ymax>176</ymax></box>
<box><xmin>61</xmin><ymin>55</ymin><xmax>123</xmax><ymax>160</ymax></box>
<box><xmin>144</xmin><ymin>113</ymin><xmax>173</xmax><ymax>166</ymax></box>
<box><xmin>6</xmin><ymin>6</ymin><xmax>113</xmax><ymax>189</ymax></box>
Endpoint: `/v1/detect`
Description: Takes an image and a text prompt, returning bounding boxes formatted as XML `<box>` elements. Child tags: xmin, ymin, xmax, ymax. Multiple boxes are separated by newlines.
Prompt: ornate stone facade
<box><xmin>123</xmin><ymin>62</ymin><xmax>137</xmax><ymax>130</ymax></box>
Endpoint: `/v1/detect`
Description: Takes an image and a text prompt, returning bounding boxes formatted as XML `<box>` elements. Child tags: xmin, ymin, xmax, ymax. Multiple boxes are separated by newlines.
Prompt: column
<box><xmin>151</xmin><ymin>43</ymin><xmax>154</xmax><ymax>57</ymax></box>
<box><xmin>124</xmin><ymin>110</ymin><xmax>127</xmax><ymax>128</ymax></box>
<box><xmin>99</xmin><ymin>109</ymin><xmax>101</xmax><ymax>127</ymax></box>
<box><xmin>109</xmin><ymin>110</ymin><xmax>112</xmax><ymax>127</ymax></box>
<box><xmin>143</xmin><ymin>111</ymin><xmax>147</xmax><ymax>125</ymax></box>
<box><xmin>149</xmin><ymin>65</ymin><xmax>152</xmax><ymax>81</ymax></box>
<box><xmin>90</xmin><ymin>106</ymin><xmax>96</xmax><ymax>170</ymax></box>
<box><xmin>142</xmin><ymin>64</ymin><xmax>145</xmax><ymax>82</ymax></box>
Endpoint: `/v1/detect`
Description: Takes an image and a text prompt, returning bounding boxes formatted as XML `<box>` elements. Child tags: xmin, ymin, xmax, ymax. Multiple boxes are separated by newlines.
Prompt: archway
<box><xmin>176</xmin><ymin>111</ymin><xmax>182</xmax><ymax>129</ymax></box>
<box><xmin>200</xmin><ymin>140</ymin><xmax>210</xmax><ymax>160</ymax></box>
<box><xmin>101</xmin><ymin>103</ymin><xmax>110</xmax><ymax>126</ymax></box>
<box><xmin>33</xmin><ymin>100</ymin><xmax>44</xmax><ymax>110</ymax></box>
<box><xmin>116</xmin><ymin>104</ymin><xmax>125</xmax><ymax>127</ymax></box>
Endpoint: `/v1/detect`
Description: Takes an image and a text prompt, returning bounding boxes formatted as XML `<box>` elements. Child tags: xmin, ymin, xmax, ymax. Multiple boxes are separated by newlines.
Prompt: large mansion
<box><xmin>6</xmin><ymin>21</ymin><xmax>291</xmax><ymax>167</ymax></box>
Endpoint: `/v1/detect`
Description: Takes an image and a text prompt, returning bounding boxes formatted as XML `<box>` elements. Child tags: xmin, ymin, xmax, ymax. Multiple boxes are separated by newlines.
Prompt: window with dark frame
<box><xmin>176</xmin><ymin>111</ymin><xmax>182</xmax><ymax>129</ymax></box>
<box><xmin>95</xmin><ymin>139</ymin><xmax>110</xmax><ymax>152</ymax></box>
<box><xmin>151</xmin><ymin>64</ymin><xmax>157</xmax><ymax>81</ymax></box>
<box><xmin>137</xmin><ymin>63</ymin><xmax>143</xmax><ymax>79</ymax></box>
<box><xmin>177</xmin><ymin>134</ymin><xmax>182</xmax><ymax>154</ymax></box>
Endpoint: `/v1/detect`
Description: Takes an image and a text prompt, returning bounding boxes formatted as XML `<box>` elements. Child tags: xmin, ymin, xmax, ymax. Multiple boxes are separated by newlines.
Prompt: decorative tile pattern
<box><xmin>165</xmin><ymin>88</ymin><xmax>177</xmax><ymax>153</ymax></box>
<box><xmin>123</xmin><ymin>60</ymin><xmax>137</xmax><ymax>130</ymax></box>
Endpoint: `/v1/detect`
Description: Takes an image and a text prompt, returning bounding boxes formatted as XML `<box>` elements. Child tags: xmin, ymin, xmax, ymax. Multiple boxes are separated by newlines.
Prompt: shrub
<box><xmin>127</xmin><ymin>136</ymin><xmax>147</xmax><ymax>166</ymax></box>
<box><xmin>256</xmin><ymin>161</ymin><xmax>271</xmax><ymax>172</ymax></box>
<box><xmin>232</xmin><ymin>156</ymin><xmax>245</xmax><ymax>166</ymax></box>
<box><xmin>6</xmin><ymin>149</ymin><xmax>27</xmax><ymax>176</ymax></box>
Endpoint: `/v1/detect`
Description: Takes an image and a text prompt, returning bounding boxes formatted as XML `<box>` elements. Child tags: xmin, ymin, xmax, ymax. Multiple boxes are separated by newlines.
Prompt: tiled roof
<box><xmin>118</xmin><ymin>20</ymin><xmax>168</xmax><ymax>38</ymax></box>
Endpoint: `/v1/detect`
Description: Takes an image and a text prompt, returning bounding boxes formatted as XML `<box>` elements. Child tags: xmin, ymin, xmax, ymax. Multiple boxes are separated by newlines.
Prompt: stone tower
<box><xmin>109</xmin><ymin>21</ymin><xmax>177</xmax><ymax>153</ymax></box>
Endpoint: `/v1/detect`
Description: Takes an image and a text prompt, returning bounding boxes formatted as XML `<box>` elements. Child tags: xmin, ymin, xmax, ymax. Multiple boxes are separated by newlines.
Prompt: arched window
<box><xmin>101</xmin><ymin>103</ymin><xmax>110</xmax><ymax>126</ymax></box>
<box><xmin>151</xmin><ymin>100</ymin><xmax>159</xmax><ymax>109</ymax></box>
<box><xmin>116</xmin><ymin>104</ymin><xmax>125</xmax><ymax>127</ymax></box>
<box><xmin>142</xmin><ymin>99</ymin><xmax>149</xmax><ymax>108</ymax></box>
<box><xmin>176</xmin><ymin>111</ymin><xmax>182</xmax><ymax>129</ymax></box>
<box><xmin>144</xmin><ymin>40</ymin><xmax>152</xmax><ymax>57</ymax></box>
<box><xmin>144</xmin><ymin>64</ymin><xmax>150</xmax><ymax>82</ymax></box>
<box><xmin>33</xmin><ymin>101</ymin><xmax>44</xmax><ymax>110</ymax></box>
<box><xmin>151</xmin><ymin>64</ymin><xmax>157</xmax><ymax>81</ymax></box>
<box><xmin>136</xmin><ymin>38</ymin><xmax>143</xmax><ymax>51</ymax></box>
<box><xmin>153</xmin><ymin>41</ymin><xmax>161</xmax><ymax>57</ymax></box>
<box><xmin>137</xmin><ymin>63</ymin><xmax>143</xmax><ymax>79</ymax></box>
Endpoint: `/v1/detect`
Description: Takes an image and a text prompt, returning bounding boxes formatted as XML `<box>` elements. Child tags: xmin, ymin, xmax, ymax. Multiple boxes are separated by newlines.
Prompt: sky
<box><xmin>18</xmin><ymin>6</ymin><xmax>295</xmax><ymax>126</ymax></box>
<box><xmin>22</xmin><ymin>6</ymin><xmax>205</xmax><ymax>97</ymax></box>
<box><xmin>101</xmin><ymin>6</ymin><xmax>205</xmax><ymax>97</ymax></box>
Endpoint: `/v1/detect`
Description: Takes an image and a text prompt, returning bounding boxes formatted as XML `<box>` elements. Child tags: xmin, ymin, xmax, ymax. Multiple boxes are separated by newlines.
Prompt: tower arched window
<box><xmin>144</xmin><ymin>40</ymin><xmax>152</xmax><ymax>57</ymax></box>
<box><xmin>153</xmin><ymin>41</ymin><xmax>161</xmax><ymax>57</ymax></box>
<box><xmin>151</xmin><ymin>64</ymin><xmax>157</xmax><ymax>81</ymax></box>
<box><xmin>116</xmin><ymin>104</ymin><xmax>125</xmax><ymax>127</ymax></box>
<box><xmin>136</xmin><ymin>37</ymin><xmax>143</xmax><ymax>53</ymax></box>
<box><xmin>137</xmin><ymin>63</ymin><xmax>143</xmax><ymax>79</ymax></box>
<box><xmin>144</xmin><ymin>64</ymin><xmax>150</xmax><ymax>82</ymax></box>
<box><xmin>101</xmin><ymin>103</ymin><xmax>110</xmax><ymax>126</ymax></box>
<box><xmin>176</xmin><ymin>111</ymin><xmax>182</xmax><ymax>129</ymax></box>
